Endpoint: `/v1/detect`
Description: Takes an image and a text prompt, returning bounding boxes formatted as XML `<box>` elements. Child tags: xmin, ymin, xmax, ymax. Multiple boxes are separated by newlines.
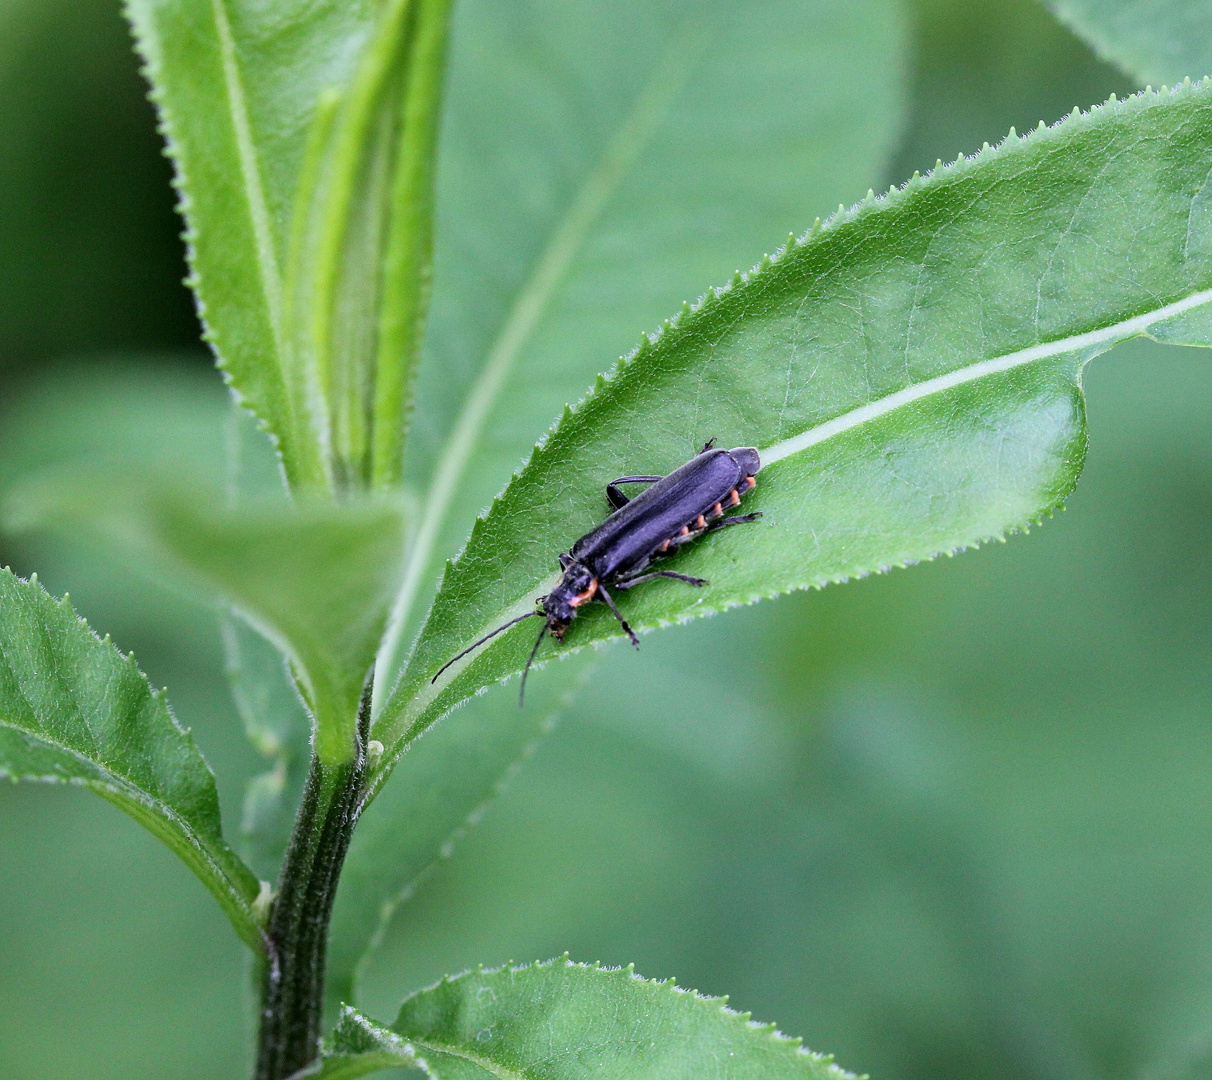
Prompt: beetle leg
<box><xmin>606</xmin><ymin>475</ymin><xmax>663</xmax><ymax>509</ymax></box>
<box><xmin>669</xmin><ymin>526</ymin><xmax>707</xmax><ymax>546</ymax></box>
<box><xmin>707</xmin><ymin>512</ymin><xmax>762</xmax><ymax>530</ymax></box>
<box><xmin>615</xmin><ymin>570</ymin><xmax>707</xmax><ymax>590</ymax></box>
<box><xmin>595</xmin><ymin>582</ymin><xmax>639</xmax><ymax>648</ymax></box>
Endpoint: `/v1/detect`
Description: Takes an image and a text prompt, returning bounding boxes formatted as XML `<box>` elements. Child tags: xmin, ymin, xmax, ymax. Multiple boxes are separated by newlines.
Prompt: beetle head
<box><xmin>542</xmin><ymin>560</ymin><xmax>595</xmax><ymax>635</ymax></box>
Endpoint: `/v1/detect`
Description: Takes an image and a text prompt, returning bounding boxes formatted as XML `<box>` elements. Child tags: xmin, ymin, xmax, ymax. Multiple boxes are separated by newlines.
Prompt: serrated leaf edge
<box><xmin>377</xmin><ymin>82</ymin><xmax>1209</xmax><ymax>768</ymax></box>
<box><xmin>0</xmin><ymin>569</ymin><xmax>265</xmax><ymax>953</ymax></box>
<box><xmin>328</xmin><ymin>956</ymin><xmax>860</xmax><ymax>1079</ymax></box>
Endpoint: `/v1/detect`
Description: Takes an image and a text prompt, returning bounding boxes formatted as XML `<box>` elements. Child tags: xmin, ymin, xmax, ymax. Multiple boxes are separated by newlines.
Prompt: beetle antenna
<box><xmin>431</xmin><ymin>611</ymin><xmax>542</xmax><ymax>684</ymax></box>
<box><xmin>519</xmin><ymin>617</ymin><xmax>550</xmax><ymax>707</ymax></box>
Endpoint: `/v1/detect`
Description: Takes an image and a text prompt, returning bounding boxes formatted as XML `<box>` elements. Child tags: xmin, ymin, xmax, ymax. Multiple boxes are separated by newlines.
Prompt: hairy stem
<box><xmin>253</xmin><ymin>679</ymin><xmax>372</xmax><ymax>1080</ymax></box>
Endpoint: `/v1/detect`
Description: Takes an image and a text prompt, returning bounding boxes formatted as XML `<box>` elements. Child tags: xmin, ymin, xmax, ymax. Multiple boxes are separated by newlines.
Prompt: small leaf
<box><xmin>314</xmin><ymin>960</ymin><xmax>854</xmax><ymax>1079</ymax></box>
<box><xmin>0</xmin><ymin>567</ymin><xmax>263</xmax><ymax>951</ymax></box>
<box><xmin>1046</xmin><ymin>0</ymin><xmax>1210</xmax><ymax>86</ymax></box>
<box><xmin>153</xmin><ymin>497</ymin><xmax>405</xmax><ymax>764</ymax></box>
<box><xmin>125</xmin><ymin>0</ymin><xmax>453</xmax><ymax>492</ymax></box>
<box><xmin>327</xmin><ymin>655</ymin><xmax>593</xmax><ymax>1013</ymax></box>
<box><xmin>374</xmin><ymin>83</ymin><xmax>1212</xmax><ymax>762</ymax></box>
<box><xmin>5</xmin><ymin>480</ymin><xmax>405</xmax><ymax>766</ymax></box>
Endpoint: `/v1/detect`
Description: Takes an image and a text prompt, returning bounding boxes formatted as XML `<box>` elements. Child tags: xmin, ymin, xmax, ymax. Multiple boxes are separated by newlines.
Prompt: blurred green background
<box><xmin>5</xmin><ymin>1</ymin><xmax>1212</xmax><ymax>1079</ymax></box>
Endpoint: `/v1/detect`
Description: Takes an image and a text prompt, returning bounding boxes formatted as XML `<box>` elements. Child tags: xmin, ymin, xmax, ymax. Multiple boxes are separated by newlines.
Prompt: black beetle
<box><xmin>434</xmin><ymin>439</ymin><xmax>762</xmax><ymax>702</ymax></box>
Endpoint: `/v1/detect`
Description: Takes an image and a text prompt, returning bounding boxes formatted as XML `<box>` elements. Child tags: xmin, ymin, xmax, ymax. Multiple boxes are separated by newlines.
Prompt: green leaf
<box><xmin>375</xmin><ymin>0</ymin><xmax>909</xmax><ymax>696</ymax></box>
<box><xmin>374</xmin><ymin>83</ymin><xmax>1212</xmax><ymax>762</ymax></box>
<box><xmin>124</xmin><ymin>0</ymin><xmax>452</xmax><ymax>493</ymax></box>
<box><xmin>5</xmin><ymin>480</ymin><xmax>405</xmax><ymax>766</ymax></box>
<box><xmin>314</xmin><ymin>960</ymin><xmax>853</xmax><ymax>1079</ymax></box>
<box><xmin>1045</xmin><ymin>0</ymin><xmax>1209</xmax><ymax>86</ymax></box>
<box><xmin>156</xmin><ymin>497</ymin><xmax>408</xmax><ymax>765</ymax></box>
<box><xmin>0</xmin><ymin>566</ymin><xmax>263</xmax><ymax>951</ymax></box>
<box><xmin>327</xmin><ymin>655</ymin><xmax>593</xmax><ymax>1013</ymax></box>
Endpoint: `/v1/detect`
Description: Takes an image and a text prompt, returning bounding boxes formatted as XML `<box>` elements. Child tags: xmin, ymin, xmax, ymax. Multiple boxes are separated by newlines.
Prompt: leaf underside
<box><xmin>371</xmin><ymin>81</ymin><xmax>1212</xmax><ymax>773</ymax></box>
<box><xmin>5</xmin><ymin>478</ymin><xmax>405</xmax><ymax>769</ymax></box>
<box><xmin>148</xmin><ymin>497</ymin><xmax>405</xmax><ymax>765</ymax></box>
<box><xmin>0</xmin><ymin>568</ymin><xmax>263</xmax><ymax>950</ymax></box>
<box><xmin>313</xmin><ymin>959</ymin><xmax>854</xmax><ymax>1079</ymax></box>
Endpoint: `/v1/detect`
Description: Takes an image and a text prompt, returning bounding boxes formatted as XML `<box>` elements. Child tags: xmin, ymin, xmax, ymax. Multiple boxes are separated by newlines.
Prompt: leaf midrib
<box><xmin>0</xmin><ymin>714</ymin><xmax>259</xmax><ymax>930</ymax></box>
<box><xmin>372</xmin><ymin>16</ymin><xmax>713</xmax><ymax>707</ymax></box>
<box><xmin>371</xmin><ymin>282</ymin><xmax>1212</xmax><ymax>755</ymax></box>
<box><xmin>210</xmin><ymin>0</ymin><xmax>284</xmax><ymax>352</ymax></box>
<box><xmin>407</xmin><ymin>1038</ymin><xmax>526</xmax><ymax>1080</ymax></box>
<box><xmin>762</xmin><ymin>285</ymin><xmax>1212</xmax><ymax>465</ymax></box>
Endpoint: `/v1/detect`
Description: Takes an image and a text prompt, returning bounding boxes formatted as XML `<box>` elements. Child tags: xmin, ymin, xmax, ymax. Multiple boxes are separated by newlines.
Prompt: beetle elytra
<box><xmin>433</xmin><ymin>439</ymin><xmax>762</xmax><ymax>702</ymax></box>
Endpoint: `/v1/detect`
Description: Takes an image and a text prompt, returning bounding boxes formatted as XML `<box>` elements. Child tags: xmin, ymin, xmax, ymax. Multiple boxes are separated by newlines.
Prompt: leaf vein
<box><xmin>761</xmin><ymin>285</ymin><xmax>1212</xmax><ymax>466</ymax></box>
<box><xmin>209</xmin><ymin>0</ymin><xmax>283</xmax><ymax>349</ymax></box>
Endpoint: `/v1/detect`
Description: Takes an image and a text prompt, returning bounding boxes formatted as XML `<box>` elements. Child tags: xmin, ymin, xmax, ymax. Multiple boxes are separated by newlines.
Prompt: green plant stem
<box><xmin>254</xmin><ymin>679</ymin><xmax>373</xmax><ymax>1080</ymax></box>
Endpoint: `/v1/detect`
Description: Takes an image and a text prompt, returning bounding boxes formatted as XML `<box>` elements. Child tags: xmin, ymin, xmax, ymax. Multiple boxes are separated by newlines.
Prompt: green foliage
<box><xmin>328</xmin><ymin>654</ymin><xmax>592</xmax><ymax>1013</ymax></box>
<box><xmin>1046</xmin><ymin>0</ymin><xmax>1212</xmax><ymax>85</ymax></box>
<box><xmin>316</xmin><ymin>961</ymin><xmax>853</xmax><ymax>1080</ymax></box>
<box><xmin>373</xmin><ymin>81</ymin><xmax>1212</xmax><ymax>768</ymax></box>
<box><xmin>124</xmin><ymin>0</ymin><xmax>450</xmax><ymax>493</ymax></box>
<box><xmin>9</xmin><ymin>0</ymin><xmax>1212</xmax><ymax>1078</ymax></box>
<box><xmin>376</xmin><ymin>0</ymin><xmax>910</xmax><ymax>693</ymax></box>
<box><xmin>148</xmin><ymin>496</ymin><xmax>405</xmax><ymax>766</ymax></box>
<box><xmin>7</xmin><ymin>479</ymin><xmax>405</xmax><ymax>767</ymax></box>
<box><xmin>0</xmin><ymin>566</ymin><xmax>262</xmax><ymax>950</ymax></box>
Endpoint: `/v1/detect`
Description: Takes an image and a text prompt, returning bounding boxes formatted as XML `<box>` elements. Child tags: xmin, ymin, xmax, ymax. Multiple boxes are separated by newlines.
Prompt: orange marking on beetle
<box><xmin>695</xmin><ymin>514</ymin><xmax>707</xmax><ymax>529</ymax></box>
<box><xmin>711</xmin><ymin>502</ymin><xmax>723</xmax><ymax>518</ymax></box>
<box><xmin>680</xmin><ymin>525</ymin><xmax>690</xmax><ymax>536</ymax></box>
<box><xmin>744</xmin><ymin>475</ymin><xmax>756</xmax><ymax>490</ymax></box>
<box><xmin>659</xmin><ymin>539</ymin><xmax>670</xmax><ymax>552</ymax></box>
<box><xmin>568</xmin><ymin>579</ymin><xmax>598</xmax><ymax>607</ymax></box>
<box><xmin>729</xmin><ymin>489</ymin><xmax>741</xmax><ymax>506</ymax></box>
